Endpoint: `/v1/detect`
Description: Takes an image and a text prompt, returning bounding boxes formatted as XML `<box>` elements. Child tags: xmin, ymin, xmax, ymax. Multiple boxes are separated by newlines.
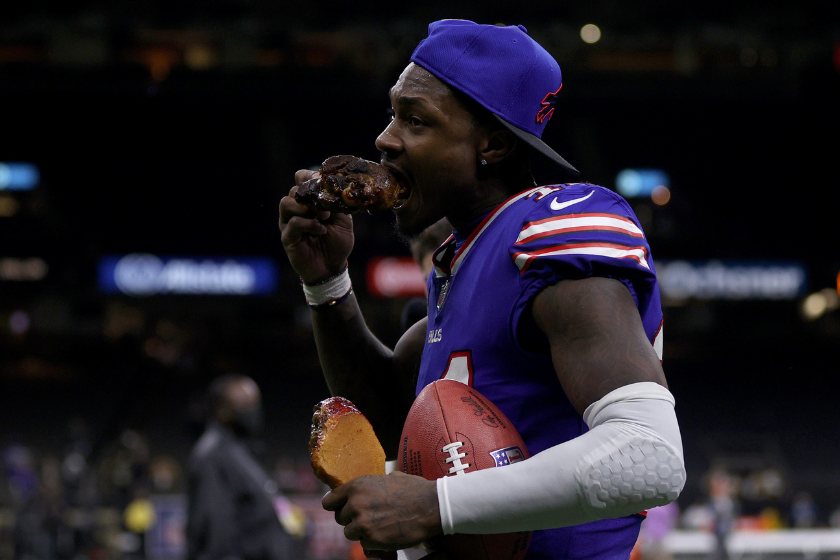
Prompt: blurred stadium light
<box><xmin>651</xmin><ymin>185</ymin><xmax>671</xmax><ymax>206</ymax></box>
<box><xmin>616</xmin><ymin>168</ymin><xmax>669</xmax><ymax>198</ymax></box>
<box><xmin>801</xmin><ymin>288</ymin><xmax>840</xmax><ymax>320</ymax></box>
<box><xmin>0</xmin><ymin>257</ymin><xmax>48</xmax><ymax>281</ymax></box>
<box><xmin>0</xmin><ymin>162</ymin><xmax>39</xmax><ymax>190</ymax></box>
<box><xmin>580</xmin><ymin>24</ymin><xmax>602</xmax><ymax>44</ymax></box>
<box><xmin>0</xmin><ymin>195</ymin><xmax>20</xmax><ymax>216</ymax></box>
<box><xmin>8</xmin><ymin>310</ymin><xmax>31</xmax><ymax>335</ymax></box>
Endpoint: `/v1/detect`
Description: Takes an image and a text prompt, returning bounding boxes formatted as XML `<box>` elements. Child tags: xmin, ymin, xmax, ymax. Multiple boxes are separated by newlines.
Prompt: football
<box><xmin>397</xmin><ymin>380</ymin><xmax>531</xmax><ymax>560</ymax></box>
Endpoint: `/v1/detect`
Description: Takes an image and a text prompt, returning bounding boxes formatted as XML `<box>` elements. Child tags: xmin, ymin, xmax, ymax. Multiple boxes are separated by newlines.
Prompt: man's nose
<box><xmin>375</xmin><ymin>123</ymin><xmax>401</xmax><ymax>155</ymax></box>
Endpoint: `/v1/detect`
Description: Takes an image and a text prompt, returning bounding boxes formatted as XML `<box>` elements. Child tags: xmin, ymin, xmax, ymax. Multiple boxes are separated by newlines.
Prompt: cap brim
<box><xmin>493</xmin><ymin>114</ymin><xmax>580</xmax><ymax>177</ymax></box>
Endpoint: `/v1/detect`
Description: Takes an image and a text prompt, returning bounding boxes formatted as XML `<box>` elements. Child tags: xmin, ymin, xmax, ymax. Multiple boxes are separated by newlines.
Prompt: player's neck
<box><xmin>448</xmin><ymin>175</ymin><xmax>532</xmax><ymax>232</ymax></box>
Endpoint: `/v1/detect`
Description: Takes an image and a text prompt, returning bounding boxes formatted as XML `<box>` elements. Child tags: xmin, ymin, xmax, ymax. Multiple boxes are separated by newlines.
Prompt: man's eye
<box><xmin>408</xmin><ymin>116</ymin><xmax>423</xmax><ymax>126</ymax></box>
<box><xmin>386</xmin><ymin>108</ymin><xmax>395</xmax><ymax>121</ymax></box>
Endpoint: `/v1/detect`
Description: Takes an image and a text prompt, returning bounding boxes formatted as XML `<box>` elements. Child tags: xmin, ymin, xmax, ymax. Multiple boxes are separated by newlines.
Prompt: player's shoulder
<box><xmin>516</xmin><ymin>182</ymin><xmax>632</xmax><ymax>217</ymax></box>
<box><xmin>507</xmin><ymin>182</ymin><xmax>650</xmax><ymax>266</ymax></box>
<box><xmin>188</xmin><ymin>430</ymin><xmax>221</xmax><ymax>470</ymax></box>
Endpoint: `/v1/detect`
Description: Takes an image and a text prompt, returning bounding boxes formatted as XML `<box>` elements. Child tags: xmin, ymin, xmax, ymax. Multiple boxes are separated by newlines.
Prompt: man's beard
<box><xmin>392</xmin><ymin>218</ymin><xmax>419</xmax><ymax>247</ymax></box>
<box><xmin>392</xmin><ymin>213</ymin><xmax>439</xmax><ymax>245</ymax></box>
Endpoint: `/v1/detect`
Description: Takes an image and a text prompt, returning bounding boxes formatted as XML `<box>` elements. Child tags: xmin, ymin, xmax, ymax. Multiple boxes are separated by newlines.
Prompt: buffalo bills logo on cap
<box><xmin>536</xmin><ymin>85</ymin><xmax>562</xmax><ymax>124</ymax></box>
<box><xmin>410</xmin><ymin>20</ymin><xmax>580</xmax><ymax>175</ymax></box>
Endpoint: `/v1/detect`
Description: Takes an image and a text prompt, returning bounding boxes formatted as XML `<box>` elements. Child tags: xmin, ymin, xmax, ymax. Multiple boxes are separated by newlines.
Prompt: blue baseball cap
<box><xmin>411</xmin><ymin>20</ymin><xmax>579</xmax><ymax>176</ymax></box>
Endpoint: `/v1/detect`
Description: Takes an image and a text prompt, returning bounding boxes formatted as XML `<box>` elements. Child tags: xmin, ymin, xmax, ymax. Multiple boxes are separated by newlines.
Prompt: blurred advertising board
<box><xmin>98</xmin><ymin>254</ymin><xmax>278</xmax><ymax>296</ymax></box>
<box><xmin>366</xmin><ymin>256</ymin><xmax>426</xmax><ymax>298</ymax></box>
<box><xmin>656</xmin><ymin>260</ymin><xmax>807</xmax><ymax>301</ymax></box>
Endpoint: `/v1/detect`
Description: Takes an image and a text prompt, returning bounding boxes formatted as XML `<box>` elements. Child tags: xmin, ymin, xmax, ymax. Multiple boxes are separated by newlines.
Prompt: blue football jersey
<box><xmin>417</xmin><ymin>183</ymin><xmax>663</xmax><ymax>560</ymax></box>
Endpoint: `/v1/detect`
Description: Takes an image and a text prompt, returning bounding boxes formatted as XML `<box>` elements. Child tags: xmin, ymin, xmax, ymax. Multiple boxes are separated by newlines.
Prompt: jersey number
<box><xmin>440</xmin><ymin>350</ymin><xmax>474</xmax><ymax>386</ymax></box>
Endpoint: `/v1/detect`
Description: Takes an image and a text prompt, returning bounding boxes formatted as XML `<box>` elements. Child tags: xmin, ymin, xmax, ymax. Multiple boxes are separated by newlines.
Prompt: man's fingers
<box><xmin>282</xmin><ymin>215</ymin><xmax>327</xmax><ymax>239</ymax></box>
<box><xmin>278</xmin><ymin>192</ymin><xmax>311</xmax><ymax>223</ymax></box>
<box><xmin>362</xmin><ymin>549</ymin><xmax>392</xmax><ymax>559</ymax></box>
<box><xmin>358</xmin><ymin>533</ymin><xmax>400</xmax><ymax>552</ymax></box>
<box><xmin>295</xmin><ymin>169</ymin><xmax>320</xmax><ymax>184</ymax></box>
<box><xmin>278</xmin><ymin>187</ymin><xmax>334</xmax><ymax>228</ymax></box>
<box><xmin>322</xmin><ymin>486</ymin><xmax>348</xmax><ymax>512</ymax></box>
<box><xmin>278</xmin><ymin>192</ymin><xmax>329</xmax><ymax>240</ymax></box>
<box><xmin>387</xmin><ymin>471</ymin><xmax>411</xmax><ymax>480</ymax></box>
<box><xmin>347</xmin><ymin>524</ymin><xmax>365</xmax><ymax>542</ymax></box>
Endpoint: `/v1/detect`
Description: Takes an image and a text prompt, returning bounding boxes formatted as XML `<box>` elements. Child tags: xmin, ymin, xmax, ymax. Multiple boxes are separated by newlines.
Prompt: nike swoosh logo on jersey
<box><xmin>550</xmin><ymin>191</ymin><xmax>594</xmax><ymax>211</ymax></box>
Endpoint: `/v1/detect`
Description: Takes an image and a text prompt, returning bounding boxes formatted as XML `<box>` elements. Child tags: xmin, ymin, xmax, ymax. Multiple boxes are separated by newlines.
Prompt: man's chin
<box><xmin>394</xmin><ymin>213</ymin><xmax>437</xmax><ymax>243</ymax></box>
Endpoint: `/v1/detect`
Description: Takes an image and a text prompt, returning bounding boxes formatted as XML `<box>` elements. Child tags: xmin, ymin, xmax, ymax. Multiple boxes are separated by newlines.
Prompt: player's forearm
<box><xmin>311</xmin><ymin>292</ymin><xmax>409</xmax><ymax>449</ymax></box>
<box><xmin>437</xmin><ymin>382</ymin><xmax>685</xmax><ymax>534</ymax></box>
<box><xmin>312</xmin><ymin>291</ymin><xmax>393</xmax><ymax>396</ymax></box>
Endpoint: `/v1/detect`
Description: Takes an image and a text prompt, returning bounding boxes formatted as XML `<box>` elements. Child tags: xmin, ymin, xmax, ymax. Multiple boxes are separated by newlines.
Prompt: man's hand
<box><xmin>279</xmin><ymin>169</ymin><xmax>354</xmax><ymax>284</ymax></box>
<box><xmin>323</xmin><ymin>471</ymin><xmax>442</xmax><ymax>551</ymax></box>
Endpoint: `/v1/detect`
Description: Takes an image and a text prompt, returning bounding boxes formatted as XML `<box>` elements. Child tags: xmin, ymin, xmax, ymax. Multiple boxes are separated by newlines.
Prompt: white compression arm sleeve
<box><xmin>436</xmin><ymin>382</ymin><xmax>685</xmax><ymax>534</ymax></box>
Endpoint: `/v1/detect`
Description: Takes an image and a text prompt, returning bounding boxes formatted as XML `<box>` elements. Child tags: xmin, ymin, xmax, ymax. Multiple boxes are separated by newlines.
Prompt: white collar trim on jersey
<box><xmin>432</xmin><ymin>186</ymin><xmax>544</xmax><ymax>278</ymax></box>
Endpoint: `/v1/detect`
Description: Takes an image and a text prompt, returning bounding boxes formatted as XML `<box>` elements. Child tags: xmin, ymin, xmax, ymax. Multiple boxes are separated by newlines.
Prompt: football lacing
<box><xmin>441</xmin><ymin>441</ymin><xmax>470</xmax><ymax>475</ymax></box>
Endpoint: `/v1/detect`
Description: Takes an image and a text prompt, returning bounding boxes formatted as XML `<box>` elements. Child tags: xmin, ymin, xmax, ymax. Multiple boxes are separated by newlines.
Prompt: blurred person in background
<box><xmin>4</xmin><ymin>445</ymin><xmax>42</xmax><ymax>559</ymax></box>
<box><xmin>829</xmin><ymin>504</ymin><xmax>840</xmax><ymax>529</ymax></box>
<box><xmin>186</xmin><ymin>374</ymin><xmax>296</xmax><ymax>560</ymax></box>
<box><xmin>409</xmin><ymin>218</ymin><xmax>454</xmax><ymax>279</ymax></box>
<box><xmin>706</xmin><ymin>466</ymin><xmax>739</xmax><ymax>560</ymax></box>
<box><xmin>401</xmin><ymin>217</ymin><xmax>453</xmax><ymax>333</ymax></box>
<box><xmin>789</xmin><ymin>491</ymin><xmax>817</xmax><ymax>528</ymax></box>
<box><xmin>279</xmin><ymin>19</ymin><xmax>684</xmax><ymax>559</ymax></box>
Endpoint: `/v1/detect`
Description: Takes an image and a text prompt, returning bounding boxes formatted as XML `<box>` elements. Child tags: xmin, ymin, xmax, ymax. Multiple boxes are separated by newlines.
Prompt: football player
<box><xmin>279</xmin><ymin>20</ymin><xmax>684</xmax><ymax>560</ymax></box>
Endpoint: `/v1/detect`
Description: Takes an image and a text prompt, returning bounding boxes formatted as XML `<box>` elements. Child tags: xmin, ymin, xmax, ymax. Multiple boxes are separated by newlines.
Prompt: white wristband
<box><xmin>302</xmin><ymin>267</ymin><xmax>352</xmax><ymax>307</ymax></box>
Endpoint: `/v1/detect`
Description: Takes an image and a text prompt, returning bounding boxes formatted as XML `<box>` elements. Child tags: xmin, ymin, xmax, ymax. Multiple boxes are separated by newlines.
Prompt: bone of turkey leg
<box><xmin>294</xmin><ymin>155</ymin><xmax>405</xmax><ymax>214</ymax></box>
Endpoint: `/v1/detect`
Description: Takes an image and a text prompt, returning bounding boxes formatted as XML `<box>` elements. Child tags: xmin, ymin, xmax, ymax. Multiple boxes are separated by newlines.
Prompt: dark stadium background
<box><xmin>0</xmin><ymin>0</ymin><xmax>839</xmax><ymax>553</ymax></box>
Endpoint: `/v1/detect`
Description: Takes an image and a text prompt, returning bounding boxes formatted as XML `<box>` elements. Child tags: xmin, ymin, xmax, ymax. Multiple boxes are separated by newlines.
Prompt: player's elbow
<box><xmin>578</xmin><ymin>381</ymin><xmax>686</xmax><ymax>521</ymax></box>
<box><xmin>579</xmin><ymin>435</ymin><xmax>685</xmax><ymax>520</ymax></box>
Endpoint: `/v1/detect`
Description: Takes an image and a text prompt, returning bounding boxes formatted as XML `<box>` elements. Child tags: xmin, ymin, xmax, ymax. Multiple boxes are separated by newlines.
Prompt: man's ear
<box><xmin>478</xmin><ymin>128</ymin><xmax>518</xmax><ymax>165</ymax></box>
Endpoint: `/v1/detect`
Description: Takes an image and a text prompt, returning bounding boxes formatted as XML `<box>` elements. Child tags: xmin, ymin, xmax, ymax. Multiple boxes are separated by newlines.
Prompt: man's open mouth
<box><xmin>385</xmin><ymin>165</ymin><xmax>411</xmax><ymax>211</ymax></box>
